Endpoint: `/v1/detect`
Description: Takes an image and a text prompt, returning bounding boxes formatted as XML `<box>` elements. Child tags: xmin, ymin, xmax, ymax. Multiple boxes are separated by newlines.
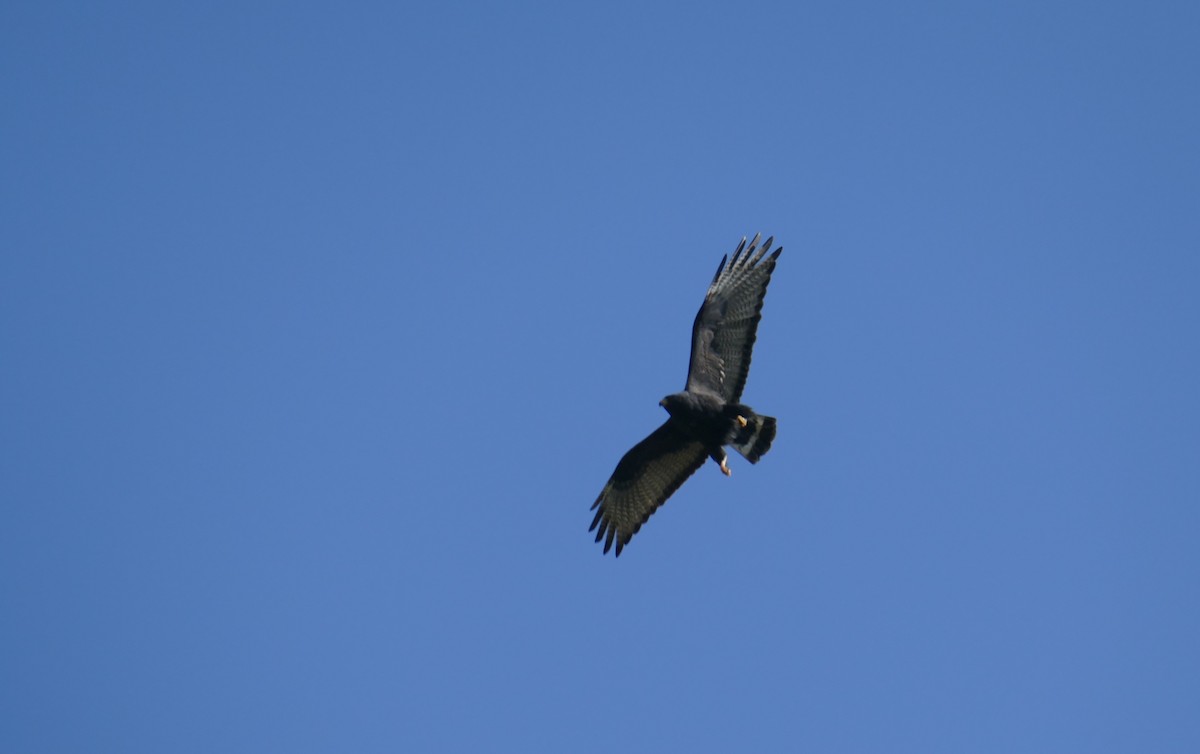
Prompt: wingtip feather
<box><xmin>711</xmin><ymin>254</ymin><xmax>728</xmax><ymax>285</ymax></box>
<box><xmin>729</xmin><ymin>237</ymin><xmax>748</xmax><ymax>267</ymax></box>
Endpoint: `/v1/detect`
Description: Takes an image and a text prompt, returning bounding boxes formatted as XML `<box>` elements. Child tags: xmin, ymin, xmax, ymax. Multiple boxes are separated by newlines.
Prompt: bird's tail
<box><xmin>731</xmin><ymin>414</ymin><xmax>776</xmax><ymax>464</ymax></box>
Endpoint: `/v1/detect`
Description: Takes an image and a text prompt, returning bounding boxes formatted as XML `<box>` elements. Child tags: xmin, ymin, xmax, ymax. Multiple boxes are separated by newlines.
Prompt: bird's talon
<box><xmin>736</xmin><ymin>415</ymin><xmax>748</xmax><ymax>427</ymax></box>
<box><xmin>720</xmin><ymin>459</ymin><xmax>732</xmax><ymax>476</ymax></box>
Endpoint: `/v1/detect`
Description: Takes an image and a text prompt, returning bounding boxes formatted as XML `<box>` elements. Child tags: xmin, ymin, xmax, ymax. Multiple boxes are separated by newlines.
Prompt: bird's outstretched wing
<box><xmin>589</xmin><ymin>420</ymin><xmax>708</xmax><ymax>556</ymax></box>
<box><xmin>685</xmin><ymin>234</ymin><xmax>782</xmax><ymax>402</ymax></box>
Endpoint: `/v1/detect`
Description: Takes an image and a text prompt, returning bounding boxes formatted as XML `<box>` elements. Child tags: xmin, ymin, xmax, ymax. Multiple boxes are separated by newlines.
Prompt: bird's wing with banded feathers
<box><xmin>685</xmin><ymin>233</ymin><xmax>782</xmax><ymax>402</ymax></box>
<box><xmin>589</xmin><ymin>420</ymin><xmax>708</xmax><ymax>556</ymax></box>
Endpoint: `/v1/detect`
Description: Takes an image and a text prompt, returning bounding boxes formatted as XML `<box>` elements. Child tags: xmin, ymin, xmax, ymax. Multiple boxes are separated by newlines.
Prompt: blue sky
<box><xmin>3</xmin><ymin>1</ymin><xmax>1198</xmax><ymax>751</ymax></box>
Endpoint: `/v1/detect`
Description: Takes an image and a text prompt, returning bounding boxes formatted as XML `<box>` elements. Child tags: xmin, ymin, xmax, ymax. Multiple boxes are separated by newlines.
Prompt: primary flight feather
<box><xmin>589</xmin><ymin>233</ymin><xmax>782</xmax><ymax>556</ymax></box>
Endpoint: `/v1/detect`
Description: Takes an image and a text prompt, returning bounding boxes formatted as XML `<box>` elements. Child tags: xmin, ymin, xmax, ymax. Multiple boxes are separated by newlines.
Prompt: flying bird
<box><xmin>589</xmin><ymin>233</ymin><xmax>782</xmax><ymax>556</ymax></box>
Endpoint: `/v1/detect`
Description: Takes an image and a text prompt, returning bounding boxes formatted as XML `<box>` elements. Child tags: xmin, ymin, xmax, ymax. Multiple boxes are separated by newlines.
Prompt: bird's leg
<box><xmin>736</xmin><ymin>415</ymin><xmax>748</xmax><ymax>428</ymax></box>
<box><xmin>719</xmin><ymin>456</ymin><xmax>732</xmax><ymax>476</ymax></box>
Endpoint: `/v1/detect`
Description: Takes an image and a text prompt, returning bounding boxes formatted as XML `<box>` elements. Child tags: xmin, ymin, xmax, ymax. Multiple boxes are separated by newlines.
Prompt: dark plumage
<box><xmin>589</xmin><ymin>234</ymin><xmax>782</xmax><ymax>556</ymax></box>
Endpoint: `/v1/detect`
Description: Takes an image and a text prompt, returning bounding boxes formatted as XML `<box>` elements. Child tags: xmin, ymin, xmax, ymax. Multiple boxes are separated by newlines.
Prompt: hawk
<box><xmin>589</xmin><ymin>233</ymin><xmax>782</xmax><ymax>556</ymax></box>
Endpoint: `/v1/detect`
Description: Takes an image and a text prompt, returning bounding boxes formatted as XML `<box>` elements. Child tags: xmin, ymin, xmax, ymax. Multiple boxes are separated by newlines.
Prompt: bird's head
<box><xmin>659</xmin><ymin>392</ymin><xmax>688</xmax><ymax>416</ymax></box>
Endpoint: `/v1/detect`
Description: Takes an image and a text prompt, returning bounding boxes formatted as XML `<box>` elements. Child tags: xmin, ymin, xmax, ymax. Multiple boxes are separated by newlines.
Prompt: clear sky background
<box><xmin>3</xmin><ymin>2</ymin><xmax>1198</xmax><ymax>752</ymax></box>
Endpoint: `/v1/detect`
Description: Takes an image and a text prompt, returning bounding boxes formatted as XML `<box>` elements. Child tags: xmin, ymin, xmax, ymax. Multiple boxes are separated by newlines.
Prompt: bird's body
<box><xmin>589</xmin><ymin>234</ymin><xmax>782</xmax><ymax>556</ymax></box>
<box><xmin>659</xmin><ymin>392</ymin><xmax>776</xmax><ymax>473</ymax></box>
